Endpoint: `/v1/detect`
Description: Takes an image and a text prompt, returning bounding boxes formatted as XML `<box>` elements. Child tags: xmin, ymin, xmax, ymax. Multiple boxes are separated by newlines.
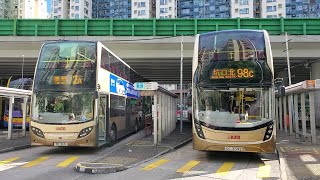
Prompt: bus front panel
<box><xmin>30</xmin><ymin>120</ymin><xmax>97</xmax><ymax>147</ymax></box>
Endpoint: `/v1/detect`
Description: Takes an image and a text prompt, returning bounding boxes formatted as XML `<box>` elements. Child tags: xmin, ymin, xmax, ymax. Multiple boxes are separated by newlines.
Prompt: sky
<box><xmin>47</xmin><ymin>0</ymin><xmax>51</xmax><ymax>13</ymax></box>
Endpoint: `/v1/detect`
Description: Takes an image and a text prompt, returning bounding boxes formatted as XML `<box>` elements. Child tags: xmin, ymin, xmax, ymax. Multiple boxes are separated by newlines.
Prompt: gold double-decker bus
<box><xmin>30</xmin><ymin>41</ymin><xmax>144</xmax><ymax>147</ymax></box>
<box><xmin>192</xmin><ymin>30</ymin><xmax>276</xmax><ymax>153</ymax></box>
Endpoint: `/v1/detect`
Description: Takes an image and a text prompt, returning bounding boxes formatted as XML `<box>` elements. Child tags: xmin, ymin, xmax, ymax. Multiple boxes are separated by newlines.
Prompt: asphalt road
<box><xmin>0</xmin><ymin>130</ymin><xmax>146</xmax><ymax>180</ymax></box>
<box><xmin>0</xmin><ymin>132</ymin><xmax>280</xmax><ymax>180</ymax></box>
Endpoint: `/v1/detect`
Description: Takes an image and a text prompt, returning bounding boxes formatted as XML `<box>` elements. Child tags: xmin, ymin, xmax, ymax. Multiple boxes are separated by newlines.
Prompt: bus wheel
<box><xmin>110</xmin><ymin>125</ymin><xmax>117</xmax><ymax>145</ymax></box>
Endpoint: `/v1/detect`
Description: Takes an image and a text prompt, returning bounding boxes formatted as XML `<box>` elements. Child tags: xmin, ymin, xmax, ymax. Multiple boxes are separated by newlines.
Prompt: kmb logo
<box><xmin>56</xmin><ymin>127</ymin><xmax>66</xmax><ymax>131</ymax></box>
<box><xmin>228</xmin><ymin>135</ymin><xmax>240</xmax><ymax>140</ymax></box>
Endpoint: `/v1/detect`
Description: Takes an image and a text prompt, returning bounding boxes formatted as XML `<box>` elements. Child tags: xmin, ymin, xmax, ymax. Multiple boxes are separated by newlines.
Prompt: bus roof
<box><xmin>199</xmin><ymin>29</ymin><xmax>265</xmax><ymax>36</ymax></box>
<box><xmin>43</xmin><ymin>40</ymin><xmax>97</xmax><ymax>44</ymax></box>
<box><xmin>41</xmin><ymin>40</ymin><xmax>143</xmax><ymax>79</ymax></box>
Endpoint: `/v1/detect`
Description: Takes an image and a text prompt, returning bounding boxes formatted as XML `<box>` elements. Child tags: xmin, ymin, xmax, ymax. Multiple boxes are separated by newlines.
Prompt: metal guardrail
<box><xmin>276</xmin><ymin>79</ymin><xmax>320</xmax><ymax>144</ymax></box>
<box><xmin>1</xmin><ymin>18</ymin><xmax>320</xmax><ymax>36</ymax></box>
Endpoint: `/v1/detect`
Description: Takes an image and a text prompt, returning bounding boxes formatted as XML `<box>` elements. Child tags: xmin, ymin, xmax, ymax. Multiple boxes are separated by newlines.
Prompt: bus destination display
<box><xmin>211</xmin><ymin>68</ymin><xmax>254</xmax><ymax>79</ymax></box>
<box><xmin>53</xmin><ymin>75</ymin><xmax>83</xmax><ymax>85</ymax></box>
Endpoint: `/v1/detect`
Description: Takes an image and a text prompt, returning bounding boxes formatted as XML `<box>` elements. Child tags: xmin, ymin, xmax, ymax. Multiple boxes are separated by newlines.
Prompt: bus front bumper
<box><xmin>30</xmin><ymin>129</ymin><xmax>97</xmax><ymax>147</ymax></box>
<box><xmin>192</xmin><ymin>132</ymin><xmax>276</xmax><ymax>153</ymax></box>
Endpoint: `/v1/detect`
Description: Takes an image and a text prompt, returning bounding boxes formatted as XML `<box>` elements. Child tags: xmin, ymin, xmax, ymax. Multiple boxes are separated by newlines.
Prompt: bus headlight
<box><xmin>78</xmin><ymin>126</ymin><xmax>93</xmax><ymax>138</ymax></box>
<box><xmin>263</xmin><ymin>121</ymin><xmax>274</xmax><ymax>141</ymax></box>
<box><xmin>31</xmin><ymin>126</ymin><xmax>45</xmax><ymax>138</ymax></box>
<box><xmin>194</xmin><ymin>120</ymin><xmax>205</xmax><ymax>139</ymax></box>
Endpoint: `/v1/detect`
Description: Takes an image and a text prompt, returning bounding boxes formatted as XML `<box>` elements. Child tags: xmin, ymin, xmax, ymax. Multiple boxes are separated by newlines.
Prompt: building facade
<box><xmin>131</xmin><ymin>0</ymin><xmax>154</xmax><ymax>18</ymax></box>
<box><xmin>0</xmin><ymin>0</ymin><xmax>19</xmax><ymax>18</ymax></box>
<box><xmin>0</xmin><ymin>0</ymin><xmax>6</xmax><ymax>18</ymax></box>
<box><xmin>18</xmin><ymin>0</ymin><xmax>48</xmax><ymax>18</ymax></box>
<box><xmin>177</xmin><ymin>0</ymin><xmax>230</xmax><ymax>18</ymax></box>
<box><xmin>156</xmin><ymin>0</ymin><xmax>176</xmax><ymax>19</ymax></box>
<box><xmin>261</xmin><ymin>0</ymin><xmax>285</xmax><ymax>18</ymax></box>
<box><xmin>51</xmin><ymin>0</ymin><xmax>92</xmax><ymax>19</ymax></box>
<box><xmin>231</xmin><ymin>0</ymin><xmax>254</xmax><ymax>18</ymax></box>
<box><xmin>92</xmin><ymin>0</ymin><xmax>131</xmax><ymax>18</ymax></box>
<box><xmin>286</xmin><ymin>0</ymin><xmax>320</xmax><ymax>18</ymax></box>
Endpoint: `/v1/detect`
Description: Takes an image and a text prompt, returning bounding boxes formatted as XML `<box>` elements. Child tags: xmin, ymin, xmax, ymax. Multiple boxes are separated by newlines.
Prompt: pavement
<box><xmin>276</xmin><ymin>129</ymin><xmax>320</xmax><ymax>180</ymax></box>
<box><xmin>0</xmin><ymin>129</ymin><xmax>31</xmax><ymax>153</ymax></box>
<box><xmin>76</xmin><ymin>122</ymin><xmax>193</xmax><ymax>174</ymax></box>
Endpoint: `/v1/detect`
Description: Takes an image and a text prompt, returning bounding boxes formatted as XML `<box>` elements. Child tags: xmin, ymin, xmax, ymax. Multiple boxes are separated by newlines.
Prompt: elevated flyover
<box><xmin>1</xmin><ymin>18</ymin><xmax>320</xmax><ymax>83</ymax></box>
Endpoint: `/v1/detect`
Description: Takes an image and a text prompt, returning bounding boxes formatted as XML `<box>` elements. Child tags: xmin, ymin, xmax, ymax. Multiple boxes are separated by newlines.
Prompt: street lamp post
<box><xmin>180</xmin><ymin>35</ymin><xmax>183</xmax><ymax>133</ymax></box>
<box><xmin>22</xmin><ymin>55</ymin><xmax>24</xmax><ymax>89</ymax></box>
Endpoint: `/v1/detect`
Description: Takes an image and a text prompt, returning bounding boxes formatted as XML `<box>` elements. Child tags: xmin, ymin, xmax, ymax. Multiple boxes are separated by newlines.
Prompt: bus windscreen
<box><xmin>34</xmin><ymin>42</ymin><xmax>97</xmax><ymax>90</ymax></box>
<box><xmin>197</xmin><ymin>31</ymin><xmax>272</xmax><ymax>85</ymax></box>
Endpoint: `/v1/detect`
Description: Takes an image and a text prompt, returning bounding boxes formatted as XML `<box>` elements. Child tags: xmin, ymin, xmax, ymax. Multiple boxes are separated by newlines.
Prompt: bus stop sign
<box><xmin>134</xmin><ymin>82</ymin><xmax>159</xmax><ymax>91</ymax></box>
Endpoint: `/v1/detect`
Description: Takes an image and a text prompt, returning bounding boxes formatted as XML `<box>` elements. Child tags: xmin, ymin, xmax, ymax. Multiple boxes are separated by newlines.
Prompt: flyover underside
<box><xmin>0</xmin><ymin>57</ymin><xmax>315</xmax><ymax>84</ymax></box>
<box><xmin>0</xmin><ymin>36</ymin><xmax>319</xmax><ymax>83</ymax></box>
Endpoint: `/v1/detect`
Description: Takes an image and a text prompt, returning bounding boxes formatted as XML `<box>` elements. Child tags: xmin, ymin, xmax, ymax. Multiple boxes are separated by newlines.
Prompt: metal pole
<box><xmin>285</xmin><ymin>32</ymin><xmax>292</xmax><ymax>85</ymax></box>
<box><xmin>285</xmin><ymin>32</ymin><xmax>295</xmax><ymax>135</ymax></box>
<box><xmin>8</xmin><ymin>97</ymin><xmax>14</xmax><ymax>140</ymax></box>
<box><xmin>153</xmin><ymin>92</ymin><xmax>158</xmax><ymax>146</ymax></box>
<box><xmin>22</xmin><ymin>55</ymin><xmax>24</xmax><ymax>89</ymax></box>
<box><xmin>22</xmin><ymin>97</ymin><xmax>27</xmax><ymax>136</ymax></box>
<box><xmin>180</xmin><ymin>35</ymin><xmax>183</xmax><ymax>133</ymax></box>
<box><xmin>309</xmin><ymin>91</ymin><xmax>316</xmax><ymax>144</ymax></box>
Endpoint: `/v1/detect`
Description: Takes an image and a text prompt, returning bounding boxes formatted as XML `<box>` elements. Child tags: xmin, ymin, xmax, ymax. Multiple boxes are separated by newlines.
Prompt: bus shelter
<box><xmin>134</xmin><ymin>82</ymin><xmax>178</xmax><ymax>146</ymax></box>
<box><xmin>0</xmin><ymin>86</ymin><xmax>31</xmax><ymax>139</ymax></box>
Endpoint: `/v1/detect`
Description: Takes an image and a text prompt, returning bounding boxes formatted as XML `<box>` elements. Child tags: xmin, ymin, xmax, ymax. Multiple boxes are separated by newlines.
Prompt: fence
<box><xmin>1</xmin><ymin>18</ymin><xmax>320</xmax><ymax>36</ymax></box>
<box><xmin>276</xmin><ymin>80</ymin><xmax>320</xmax><ymax>144</ymax></box>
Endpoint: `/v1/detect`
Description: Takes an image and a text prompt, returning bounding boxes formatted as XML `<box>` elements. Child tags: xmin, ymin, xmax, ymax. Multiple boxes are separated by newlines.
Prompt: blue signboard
<box><xmin>110</xmin><ymin>74</ymin><xmax>140</xmax><ymax>99</ymax></box>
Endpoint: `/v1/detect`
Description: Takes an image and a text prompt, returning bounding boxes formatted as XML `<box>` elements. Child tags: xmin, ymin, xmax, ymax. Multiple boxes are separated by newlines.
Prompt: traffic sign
<box><xmin>134</xmin><ymin>82</ymin><xmax>159</xmax><ymax>90</ymax></box>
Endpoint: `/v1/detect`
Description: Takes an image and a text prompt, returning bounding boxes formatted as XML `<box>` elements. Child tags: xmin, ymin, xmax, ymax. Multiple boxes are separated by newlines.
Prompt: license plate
<box><xmin>53</xmin><ymin>142</ymin><xmax>68</xmax><ymax>147</ymax></box>
<box><xmin>224</xmin><ymin>147</ymin><xmax>245</xmax><ymax>152</ymax></box>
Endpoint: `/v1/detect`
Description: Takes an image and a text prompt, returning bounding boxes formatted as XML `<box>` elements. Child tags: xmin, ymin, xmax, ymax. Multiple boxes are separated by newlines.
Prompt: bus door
<box><xmin>98</xmin><ymin>95</ymin><xmax>109</xmax><ymax>145</ymax></box>
<box><xmin>125</xmin><ymin>98</ymin><xmax>133</xmax><ymax>131</ymax></box>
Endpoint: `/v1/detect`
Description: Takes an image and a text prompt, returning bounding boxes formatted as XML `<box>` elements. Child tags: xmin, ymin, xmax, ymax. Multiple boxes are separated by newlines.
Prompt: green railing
<box><xmin>1</xmin><ymin>18</ymin><xmax>320</xmax><ymax>36</ymax></box>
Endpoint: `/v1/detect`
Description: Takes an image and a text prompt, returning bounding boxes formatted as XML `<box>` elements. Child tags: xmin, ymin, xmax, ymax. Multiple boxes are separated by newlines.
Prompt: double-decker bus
<box><xmin>192</xmin><ymin>30</ymin><xmax>275</xmax><ymax>153</ymax></box>
<box><xmin>30</xmin><ymin>40</ymin><xmax>144</xmax><ymax>147</ymax></box>
<box><xmin>1</xmin><ymin>78</ymin><xmax>32</xmax><ymax>128</ymax></box>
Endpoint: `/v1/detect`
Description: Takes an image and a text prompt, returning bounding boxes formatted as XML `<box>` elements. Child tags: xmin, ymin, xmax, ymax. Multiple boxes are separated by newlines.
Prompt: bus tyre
<box><xmin>110</xmin><ymin>125</ymin><xmax>117</xmax><ymax>145</ymax></box>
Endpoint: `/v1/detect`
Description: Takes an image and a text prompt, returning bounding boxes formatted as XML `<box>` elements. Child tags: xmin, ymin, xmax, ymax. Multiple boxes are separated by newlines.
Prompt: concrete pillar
<box><xmin>311</xmin><ymin>62</ymin><xmax>320</xmax><ymax>127</ymax></box>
